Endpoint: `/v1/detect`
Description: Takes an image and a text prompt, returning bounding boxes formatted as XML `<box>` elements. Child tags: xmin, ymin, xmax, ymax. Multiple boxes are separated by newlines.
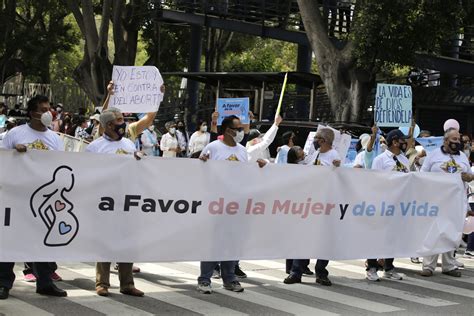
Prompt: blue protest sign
<box><xmin>344</xmin><ymin>139</ymin><xmax>360</xmax><ymax>166</ymax></box>
<box><xmin>375</xmin><ymin>84</ymin><xmax>412</xmax><ymax>127</ymax></box>
<box><xmin>415</xmin><ymin>137</ymin><xmax>444</xmax><ymax>153</ymax></box>
<box><xmin>217</xmin><ymin>98</ymin><xmax>249</xmax><ymax>125</ymax></box>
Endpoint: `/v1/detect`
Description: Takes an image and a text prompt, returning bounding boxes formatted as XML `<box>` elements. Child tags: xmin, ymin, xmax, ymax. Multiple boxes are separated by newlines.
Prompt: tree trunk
<box><xmin>297</xmin><ymin>0</ymin><xmax>371</xmax><ymax>123</ymax></box>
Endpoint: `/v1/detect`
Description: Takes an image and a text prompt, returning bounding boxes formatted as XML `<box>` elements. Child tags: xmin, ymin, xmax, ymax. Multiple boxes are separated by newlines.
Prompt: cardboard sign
<box><xmin>375</xmin><ymin>84</ymin><xmax>412</xmax><ymax>127</ymax></box>
<box><xmin>217</xmin><ymin>98</ymin><xmax>250</xmax><ymax>125</ymax></box>
<box><xmin>109</xmin><ymin>66</ymin><xmax>164</xmax><ymax>113</ymax></box>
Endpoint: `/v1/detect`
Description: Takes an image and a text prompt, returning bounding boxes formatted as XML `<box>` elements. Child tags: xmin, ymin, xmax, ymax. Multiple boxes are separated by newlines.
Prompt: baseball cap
<box><xmin>386</xmin><ymin>129</ymin><xmax>407</xmax><ymax>145</ymax></box>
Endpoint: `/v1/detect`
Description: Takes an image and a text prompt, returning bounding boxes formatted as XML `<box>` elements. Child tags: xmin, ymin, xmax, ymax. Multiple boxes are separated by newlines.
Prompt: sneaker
<box><xmin>366</xmin><ymin>268</ymin><xmax>380</xmax><ymax>281</ymax></box>
<box><xmin>212</xmin><ymin>269</ymin><xmax>221</xmax><ymax>279</ymax></box>
<box><xmin>383</xmin><ymin>270</ymin><xmax>403</xmax><ymax>280</ymax></box>
<box><xmin>420</xmin><ymin>269</ymin><xmax>433</xmax><ymax>277</ymax></box>
<box><xmin>410</xmin><ymin>257</ymin><xmax>422</xmax><ymax>264</ymax></box>
<box><xmin>197</xmin><ymin>282</ymin><xmax>212</xmax><ymax>294</ymax></box>
<box><xmin>316</xmin><ymin>276</ymin><xmax>332</xmax><ymax>286</ymax></box>
<box><xmin>24</xmin><ymin>273</ymin><xmax>36</xmax><ymax>282</ymax></box>
<box><xmin>464</xmin><ymin>250</ymin><xmax>474</xmax><ymax>258</ymax></box>
<box><xmin>223</xmin><ymin>281</ymin><xmax>244</xmax><ymax>292</ymax></box>
<box><xmin>132</xmin><ymin>265</ymin><xmax>141</xmax><ymax>273</ymax></box>
<box><xmin>302</xmin><ymin>268</ymin><xmax>314</xmax><ymax>276</ymax></box>
<box><xmin>283</xmin><ymin>274</ymin><xmax>302</xmax><ymax>284</ymax></box>
<box><xmin>51</xmin><ymin>272</ymin><xmax>62</xmax><ymax>282</ymax></box>
<box><xmin>234</xmin><ymin>265</ymin><xmax>247</xmax><ymax>279</ymax></box>
<box><xmin>454</xmin><ymin>259</ymin><xmax>464</xmax><ymax>268</ymax></box>
<box><xmin>442</xmin><ymin>269</ymin><xmax>461</xmax><ymax>277</ymax></box>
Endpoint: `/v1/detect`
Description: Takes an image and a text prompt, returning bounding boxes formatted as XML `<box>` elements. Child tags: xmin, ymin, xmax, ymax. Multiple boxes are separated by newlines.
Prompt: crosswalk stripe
<box><xmin>243</xmin><ymin>260</ymin><xmax>457</xmax><ymax>307</ymax></box>
<box><xmin>140</xmin><ymin>263</ymin><xmax>340</xmax><ymax>316</ymax></box>
<box><xmin>0</xmin><ymin>297</ymin><xmax>54</xmax><ymax>316</ymax></box>
<box><xmin>243</xmin><ymin>270</ymin><xmax>403</xmax><ymax>313</ymax></box>
<box><xmin>67</xmin><ymin>267</ymin><xmax>248</xmax><ymax>316</ymax></box>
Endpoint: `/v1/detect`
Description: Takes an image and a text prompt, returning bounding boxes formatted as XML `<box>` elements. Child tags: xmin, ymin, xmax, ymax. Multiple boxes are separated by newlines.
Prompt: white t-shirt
<box><xmin>188</xmin><ymin>131</ymin><xmax>210</xmax><ymax>155</ymax></box>
<box><xmin>2</xmin><ymin>124</ymin><xmax>63</xmax><ymax>151</ymax></box>
<box><xmin>372</xmin><ymin>149</ymin><xmax>409</xmax><ymax>172</ymax></box>
<box><xmin>353</xmin><ymin>151</ymin><xmax>366</xmax><ymax>168</ymax></box>
<box><xmin>160</xmin><ymin>132</ymin><xmax>178</xmax><ymax>158</ymax></box>
<box><xmin>86</xmin><ymin>136</ymin><xmax>136</xmax><ymax>155</ymax></box>
<box><xmin>308</xmin><ymin>148</ymin><xmax>341</xmax><ymax>166</ymax></box>
<box><xmin>201</xmin><ymin>140</ymin><xmax>248</xmax><ymax>162</ymax></box>
<box><xmin>421</xmin><ymin>147</ymin><xmax>471</xmax><ymax>174</ymax></box>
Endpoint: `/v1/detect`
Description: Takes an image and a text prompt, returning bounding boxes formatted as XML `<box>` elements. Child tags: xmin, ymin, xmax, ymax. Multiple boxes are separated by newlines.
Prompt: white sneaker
<box><xmin>454</xmin><ymin>259</ymin><xmax>464</xmax><ymax>268</ymax></box>
<box><xmin>197</xmin><ymin>282</ymin><xmax>212</xmax><ymax>294</ymax></box>
<box><xmin>464</xmin><ymin>250</ymin><xmax>474</xmax><ymax>259</ymax></box>
<box><xmin>366</xmin><ymin>268</ymin><xmax>380</xmax><ymax>281</ymax></box>
<box><xmin>383</xmin><ymin>270</ymin><xmax>403</xmax><ymax>280</ymax></box>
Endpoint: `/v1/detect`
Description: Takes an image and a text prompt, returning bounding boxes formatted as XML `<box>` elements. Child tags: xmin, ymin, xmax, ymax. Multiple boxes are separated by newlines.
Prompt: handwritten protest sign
<box><xmin>109</xmin><ymin>66</ymin><xmax>164</xmax><ymax>113</ymax></box>
<box><xmin>217</xmin><ymin>98</ymin><xmax>250</xmax><ymax>125</ymax></box>
<box><xmin>375</xmin><ymin>84</ymin><xmax>412</xmax><ymax>127</ymax></box>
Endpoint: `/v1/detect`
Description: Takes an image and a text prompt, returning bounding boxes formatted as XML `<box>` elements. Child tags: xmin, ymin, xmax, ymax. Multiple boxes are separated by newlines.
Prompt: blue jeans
<box><xmin>198</xmin><ymin>261</ymin><xmax>237</xmax><ymax>284</ymax></box>
<box><xmin>289</xmin><ymin>259</ymin><xmax>329</xmax><ymax>278</ymax></box>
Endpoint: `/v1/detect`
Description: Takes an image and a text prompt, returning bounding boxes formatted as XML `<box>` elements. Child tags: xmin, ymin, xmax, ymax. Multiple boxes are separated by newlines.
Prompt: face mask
<box><xmin>169</xmin><ymin>127</ymin><xmax>176</xmax><ymax>134</ymax></box>
<box><xmin>178</xmin><ymin>125</ymin><xmax>184</xmax><ymax>130</ymax></box>
<box><xmin>418</xmin><ymin>157</ymin><xmax>425</xmax><ymax>166</ymax></box>
<box><xmin>233</xmin><ymin>130</ymin><xmax>244</xmax><ymax>144</ymax></box>
<box><xmin>148</xmin><ymin>126</ymin><xmax>155</xmax><ymax>131</ymax></box>
<box><xmin>464</xmin><ymin>149</ymin><xmax>471</xmax><ymax>157</ymax></box>
<box><xmin>449</xmin><ymin>141</ymin><xmax>462</xmax><ymax>153</ymax></box>
<box><xmin>380</xmin><ymin>144</ymin><xmax>388</xmax><ymax>153</ymax></box>
<box><xmin>313</xmin><ymin>140</ymin><xmax>321</xmax><ymax>151</ymax></box>
<box><xmin>114</xmin><ymin>122</ymin><xmax>127</xmax><ymax>140</ymax></box>
<box><xmin>56</xmin><ymin>108</ymin><xmax>62</xmax><ymax>113</ymax></box>
<box><xmin>200</xmin><ymin>125</ymin><xmax>208</xmax><ymax>132</ymax></box>
<box><xmin>34</xmin><ymin>111</ymin><xmax>53</xmax><ymax>127</ymax></box>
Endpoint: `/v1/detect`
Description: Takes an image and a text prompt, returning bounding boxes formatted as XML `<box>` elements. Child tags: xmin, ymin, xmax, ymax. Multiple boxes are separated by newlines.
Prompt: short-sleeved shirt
<box><xmin>372</xmin><ymin>150</ymin><xmax>409</xmax><ymax>173</ymax></box>
<box><xmin>86</xmin><ymin>136</ymin><xmax>136</xmax><ymax>155</ymax></box>
<box><xmin>421</xmin><ymin>147</ymin><xmax>471</xmax><ymax>174</ymax></box>
<box><xmin>201</xmin><ymin>140</ymin><xmax>248</xmax><ymax>162</ymax></box>
<box><xmin>2</xmin><ymin>124</ymin><xmax>64</xmax><ymax>151</ymax></box>
<box><xmin>308</xmin><ymin>148</ymin><xmax>341</xmax><ymax>166</ymax></box>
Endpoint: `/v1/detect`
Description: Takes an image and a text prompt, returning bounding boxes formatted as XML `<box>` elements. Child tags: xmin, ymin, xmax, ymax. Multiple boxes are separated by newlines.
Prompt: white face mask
<box><xmin>148</xmin><ymin>126</ymin><xmax>155</xmax><ymax>131</ymax></box>
<box><xmin>233</xmin><ymin>130</ymin><xmax>244</xmax><ymax>144</ymax></box>
<box><xmin>418</xmin><ymin>157</ymin><xmax>425</xmax><ymax>166</ymax></box>
<box><xmin>380</xmin><ymin>143</ymin><xmax>388</xmax><ymax>153</ymax></box>
<box><xmin>169</xmin><ymin>127</ymin><xmax>176</xmax><ymax>134</ymax></box>
<box><xmin>200</xmin><ymin>125</ymin><xmax>208</xmax><ymax>132</ymax></box>
<box><xmin>35</xmin><ymin>111</ymin><xmax>53</xmax><ymax>127</ymax></box>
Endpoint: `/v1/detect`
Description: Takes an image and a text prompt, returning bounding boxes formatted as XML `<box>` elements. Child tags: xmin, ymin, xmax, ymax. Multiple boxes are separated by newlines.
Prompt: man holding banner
<box><xmin>86</xmin><ymin>107</ymin><xmax>145</xmax><ymax>297</ymax></box>
<box><xmin>0</xmin><ymin>95</ymin><xmax>67</xmax><ymax>300</ymax></box>
<box><xmin>420</xmin><ymin>128</ymin><xmax>473</xmax><ymax>277</ymax></box>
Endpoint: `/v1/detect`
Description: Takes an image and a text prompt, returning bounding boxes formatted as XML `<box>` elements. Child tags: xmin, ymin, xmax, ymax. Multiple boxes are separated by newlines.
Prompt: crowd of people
<box><xmin>1</xmin><ymin>80</ymin><xmax>473</xmax><ymax>300</ymax></box>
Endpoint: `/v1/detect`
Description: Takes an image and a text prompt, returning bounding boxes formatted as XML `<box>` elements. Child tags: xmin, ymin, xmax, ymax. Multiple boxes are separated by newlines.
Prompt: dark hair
<box><xmin>282</xmin><ymin>131</ymin><xmax>294</xmax><ymax>146</ymax></box>
<box><xmin>287</xmin><ymin>146</ymin><xmax>302</xmax><ymax>164</ymax></box>
<box><xmin>27</xmin><ymin>95</ymin><xmax>49</xmax><ymax>117</ymax></box>
<box><xmin>197</xmin><ymin>120</ymin><xmax>207</xmax><ymax>128</ymax></box>
<box><xmin>220</xmin><ymin>115</ymin><xmax>239</xmax><ymax>134</ymax></box>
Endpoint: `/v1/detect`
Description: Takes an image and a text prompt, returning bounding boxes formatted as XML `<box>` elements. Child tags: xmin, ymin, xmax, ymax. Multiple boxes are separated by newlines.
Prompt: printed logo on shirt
<box><xmin>115</xmin><ymin>148</ymin><xmax>131</xmax><ymax>155</ymax></box>
<box><xmin>440</xmin><ymin>159</ymin><xmax>462</xmax><ymax>174</ymax></box>
<box><xmin>27</xmin><ymin>139</ymin><xmax>50</xmax><ymax>151</ymax></box>
<box><xmin>226</xmin><ymin>154</ymin><xmax>240</xmax><ymax>162</ymax></box>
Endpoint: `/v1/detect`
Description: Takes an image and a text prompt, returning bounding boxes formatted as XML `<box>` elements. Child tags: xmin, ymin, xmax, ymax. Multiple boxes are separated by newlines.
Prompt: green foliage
<box><xmin>352</xmin><ymin>0</ymin><xmax>464</xmax><ymax>72</ymax></box>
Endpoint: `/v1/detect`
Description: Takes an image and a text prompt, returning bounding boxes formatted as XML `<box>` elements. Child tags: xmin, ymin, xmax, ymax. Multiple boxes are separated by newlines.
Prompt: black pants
<box><xmin>286</xmin><ymin>259</ymin><xmax>310</xmax><ymax>273</ymax></box>
<box><xmin>290</xmin><ymin>259</ymin><xmax>329</xmax><ymax>278</ymax></box>
<box><xmin>23</xmin><ymin>262</ymin><xmax>57</xmax><ymax>275</ymax></box>
<box><xmin>366</xmin><ymin>258</ymin><xmax>394</xmax><ymax>272</ymax></box>
<box><xmin>0</xmin><ymin>262</ymin><xmax>54</xmax><ymax>290</ymax></box>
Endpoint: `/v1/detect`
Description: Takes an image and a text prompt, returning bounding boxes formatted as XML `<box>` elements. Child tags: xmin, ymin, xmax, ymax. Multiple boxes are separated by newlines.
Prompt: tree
<box><xmin>297</xmin><ymin>0</ymin><xmax>463</xmax><ymax>122</ymax></box>
<box><xmin>64</xmin><ymin>0</ymin><xmax>148</xmax><ymax>107</ymax></box>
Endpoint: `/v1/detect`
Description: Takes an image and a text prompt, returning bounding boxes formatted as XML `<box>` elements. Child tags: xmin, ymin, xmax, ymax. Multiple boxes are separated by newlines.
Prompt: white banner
<box><xmin>0</xmin><ymin>149</ymin><xmax>466</xmax><ymax>262</ymax></box>
<box><xmin>109</xmin><ymin>66</ymin><xmax>164</xmax><ymax>113</ymax></box>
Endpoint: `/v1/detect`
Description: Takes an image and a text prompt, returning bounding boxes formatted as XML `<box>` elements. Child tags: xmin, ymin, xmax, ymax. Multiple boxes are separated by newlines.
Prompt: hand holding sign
<box><xmin>109</xmin><ymin>66</ymin><xmax>164</xmax><ymax>113</ymax></box>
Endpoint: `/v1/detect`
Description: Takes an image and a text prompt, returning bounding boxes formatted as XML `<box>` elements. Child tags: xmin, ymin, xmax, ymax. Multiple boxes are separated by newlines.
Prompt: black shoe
<box><xmin>0</xmin><ymin>286</ymin><xmax>9</xmax><ymax>300</ymax></box>
<box><xmin>283</xmin><ymin>274</ymin><xmax>302</xmax><ymax>284</ymax></box>
<box><xmin>36</xmin><ymin>284</ymin><xmax>67</xmax><ymax>297</ymax></box>
<box><xmin>316</xmin><ymin>276</ymin><xmax>332</xmax><ymax>286</ymax></box>
<box><xmin>303</xmin><ymin>268</ymin><xmax>314</xmax><ymax>276</ymax></box>
<box><xmin>235</xmin><ymin>265</ymin><xmax>247</xmax><ymax>278</ymax></box>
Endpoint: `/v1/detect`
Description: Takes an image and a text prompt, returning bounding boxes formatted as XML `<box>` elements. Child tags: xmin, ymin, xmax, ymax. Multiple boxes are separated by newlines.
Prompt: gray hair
<box><xmin>444</xmin><ymin>128</ymin><xmax>459</xmax><ymax>140</ymax></box>
<box><xmin>318</xmin><ymin>128</ymin><xmax>335</xmax><ymax>146</ymax></box>
<box><xmin>100</xmin><ymin>107</ymin><xmax>122</xmax><ymax>127</ymax></box>
<box><xmin>165</xmin><ymin>121</ymin><xmax>175</xmax><ymax>129</ymax></box>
